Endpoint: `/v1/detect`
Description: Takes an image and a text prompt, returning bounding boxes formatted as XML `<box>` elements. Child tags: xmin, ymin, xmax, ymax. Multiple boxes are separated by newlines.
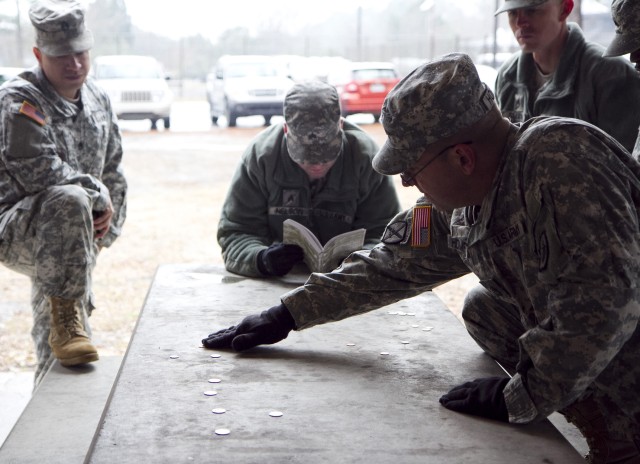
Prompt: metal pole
<box><xmin>356</xmin><ymin>6</ymin><xmax>362</xmax><ymax>61</ymax></box>
<box><xmin>492</xmin><ymin>0</ymin><xmax>499</xmax><ymax>68</ymax></box>
<box><xmin>15</xmin><ymin>0</ymin><xmax>24</xmax><ymax>66</ymax></box>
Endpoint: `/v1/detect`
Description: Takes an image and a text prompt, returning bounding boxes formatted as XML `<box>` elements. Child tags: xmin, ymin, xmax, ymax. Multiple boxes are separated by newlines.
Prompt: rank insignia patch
<box><xmin>411</xmin><ymin>205</ymin><xmax>431</xmax><ymax>247</ymax></box>
<box><xmin>283</xmin><ymin>189</ymin><xmax>300</xmax><ymax>207</ymax></box>
<box><xmin>381</xmin><ymin>221</ymin><xmax>407</xmax><ymax>244</ymax></box>
<box><xmin>19</xmin><ymin>101</ymin><xmax>46</xmax><ymax>126</ymax></box>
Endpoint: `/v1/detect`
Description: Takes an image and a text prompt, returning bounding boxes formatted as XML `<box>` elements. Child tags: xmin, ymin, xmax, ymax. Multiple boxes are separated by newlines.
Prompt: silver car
<box><xmin>206</xmin><ymin>55</ymin><xmax>295</xmax><ymax>127</ymax></box>
<box><xmin>93</xmin><ymin>55</ymin><xmax>173</xmax><ymax>130</ymax></box>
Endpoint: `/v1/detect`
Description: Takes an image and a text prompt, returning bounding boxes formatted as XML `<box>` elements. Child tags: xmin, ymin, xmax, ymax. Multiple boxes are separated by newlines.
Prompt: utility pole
<box><xmin>420</xmin><ymin>0</ymin><xmax>435</xmax><ymax>60</ymax></box>
<box><xmin>15</xmin><ymin>0</ymin><xmax>24</xmax><ymax>66</ymax></box>
<box><xmin>492</xmin><ymin>0</ymin><xmax>499</xmax><ymax>68</ymax></box>
<box><xmin>356</xmin><ymin>6</ymin><xmax>363</xmax><ymax>61</ymax></box>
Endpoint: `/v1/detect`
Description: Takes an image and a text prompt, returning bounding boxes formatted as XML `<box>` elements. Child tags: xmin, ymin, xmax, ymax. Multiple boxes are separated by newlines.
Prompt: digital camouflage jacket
<box><xmin>283</xmin><ymin>117</ymin><xmax>640</xmax><ymax>430</ymax></box>
<box><xmin>0</xmin><ymin>67</ymin><xmax>127</xmax><ymax>248</ymax></box>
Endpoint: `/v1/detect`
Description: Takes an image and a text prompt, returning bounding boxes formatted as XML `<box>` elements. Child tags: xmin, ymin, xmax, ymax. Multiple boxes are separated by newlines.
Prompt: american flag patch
<box><xmin>19</xmin><ymin>101</ymin><xmax>46</xmax><ymax>126</ymax></box>
<box><xmin>411</xmin><ymin>205</ymin><xmax>431</xmax><ymax>247</ymax></box>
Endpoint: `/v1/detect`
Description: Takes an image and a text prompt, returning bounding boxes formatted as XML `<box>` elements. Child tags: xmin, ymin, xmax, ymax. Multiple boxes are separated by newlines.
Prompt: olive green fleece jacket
<box><xmin>218</xmin><ymin>120</ymin><xmax>401</xmax><ymax>277</ymax></box>
<box><xmin>495</xmin><ymin>23</ymin><xmax>640</xmax><ymax>153</ymax></box>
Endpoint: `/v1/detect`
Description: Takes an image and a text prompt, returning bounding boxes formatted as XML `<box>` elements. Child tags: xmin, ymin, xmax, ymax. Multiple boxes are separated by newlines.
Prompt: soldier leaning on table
<box><xmin>603</xmin><ymin>0</ymin><xmax>640</xmax><ymax>161</ymax></box>
<box><xmin>203</xmin><ymin>53</ymin><xmax>640</xmax><ymax>463</ymax></box>
<box><xmin>0</xmin><ymin>0</ymin><xmax>127</xmax><ymax>384</ymax></box>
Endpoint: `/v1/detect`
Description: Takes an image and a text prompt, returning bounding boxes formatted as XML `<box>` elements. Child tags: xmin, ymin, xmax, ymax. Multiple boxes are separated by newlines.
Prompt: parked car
<box><xmin>92</xmin><ymin>55</ymin><xmax>173</xmax><ymax>130</ymax></box>
<box><xmin>327</xmin><ymin>61</ymin><xmax>400</xmax><ymax>122</ymax></box>
<box><xmin>206</xmin><ymin>55</ymin><xmax>295</xmax><ymax>127</ymax></box>
<box><xmin>0</xmin><ymin>67</ymin><xmax>23</xmax><ymax>86</ymax></box>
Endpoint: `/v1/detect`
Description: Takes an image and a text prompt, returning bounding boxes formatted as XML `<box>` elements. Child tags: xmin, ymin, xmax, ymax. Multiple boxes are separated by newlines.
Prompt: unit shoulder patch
<box><xmin>382</xmin><ymin>221</ymin><xmax>408</xmax><ymax>244</ymax></box>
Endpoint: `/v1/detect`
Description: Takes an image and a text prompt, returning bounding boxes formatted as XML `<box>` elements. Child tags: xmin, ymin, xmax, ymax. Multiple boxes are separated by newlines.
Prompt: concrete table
<box><xmin>0</xmin><ymin>356</ymin><xmax>122</xmax><ymax>464</ymax></box>
<box><xmin>88</xmin><ymin>264</ymin><xmax>584</xmax><ymax>463</ymax></box>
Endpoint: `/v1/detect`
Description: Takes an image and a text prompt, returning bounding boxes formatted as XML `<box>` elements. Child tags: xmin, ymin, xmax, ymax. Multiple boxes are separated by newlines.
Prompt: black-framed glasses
<box><xmin>400</xmin><ymin>141</ymin><xmax>472</xmax><ymax>187</ymax></box>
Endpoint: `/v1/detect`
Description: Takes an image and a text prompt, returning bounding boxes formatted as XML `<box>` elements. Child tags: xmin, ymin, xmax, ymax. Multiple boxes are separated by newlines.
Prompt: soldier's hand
<box><xmin>92</xmin><ymin>200</ymin><xmax>114</xmax><ymax>239</ymax></box>
<box><xmin>202</xmin><ymin>303</ymin><xmax>296</xmax><ymax>351</ymax></box>
<box><xmin>439</xmin><ymin>377</ymin><xmax>510</xmax><ymax>422</ymax></box>
<box><xmin>257</xmin><ymin>244</ymin><xmax>304</xmax><ymax>276</ymax></box>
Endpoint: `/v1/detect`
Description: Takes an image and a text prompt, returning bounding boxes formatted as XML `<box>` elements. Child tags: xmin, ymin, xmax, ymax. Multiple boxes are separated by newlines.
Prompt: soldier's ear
<box><xmin>33</xmin><ymin>47</ymin><xmax>43</xmax><ymax>64</ymax></box>
<box><xmin>560</xmin><ymin>0</ymin><xmax>573</xmax><ymax>20</ymax></box>
<box><xmin>453</xmin><ymin>143</ymin><xmax>476</xmax><ymax>176</ymax></box>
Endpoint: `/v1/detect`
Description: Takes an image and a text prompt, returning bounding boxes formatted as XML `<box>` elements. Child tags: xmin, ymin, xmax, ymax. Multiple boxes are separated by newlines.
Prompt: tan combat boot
<box><xmin>561</xmin><ymin>396</ymin><xmax>640</xmax><ymax>464</ymax></box>
<box><xmin>48</xmin><ymin>297</ymin><xmax>99</xmax><ymax>366</ymax></box>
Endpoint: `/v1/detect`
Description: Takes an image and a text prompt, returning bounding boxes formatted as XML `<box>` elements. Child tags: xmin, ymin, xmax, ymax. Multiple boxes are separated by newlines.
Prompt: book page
<box><xmin>282</xmin><ymin>219</ymin><xmax>323</xmax><ymax>271</ymax></box>
<box><xmin>282</xmin><ymin>219</ymin><xmax>365</xmax><ymax>273</ymax></box>
<box><xmin>319</xmin><ymin>228</ymin><xmax>365</xmax><ymax>272</ymax></box>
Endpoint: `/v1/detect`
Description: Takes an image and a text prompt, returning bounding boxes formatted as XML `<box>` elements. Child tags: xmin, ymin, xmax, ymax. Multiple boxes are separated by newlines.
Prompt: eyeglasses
<box><xmin>400</xmin><ymin>141</ymin><xmax>472</xmax><ymax>187</ymax></box>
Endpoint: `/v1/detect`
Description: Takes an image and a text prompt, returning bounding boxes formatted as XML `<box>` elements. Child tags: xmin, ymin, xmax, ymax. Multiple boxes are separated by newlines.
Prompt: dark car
<box><xmin>328</xmin><ymin>61</ymin><xmax>400</xmax><ymax>122</ymax></box>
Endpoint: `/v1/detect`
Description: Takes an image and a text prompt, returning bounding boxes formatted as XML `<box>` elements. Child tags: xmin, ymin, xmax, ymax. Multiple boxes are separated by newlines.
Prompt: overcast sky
<box><xmin>124</xmin><ymin>0</ymin><xmax>393</xmax><ymax>41</ymax></box>
<box><xmin>1</xmin><ymin>0</ymin><xmax>611</xmax><ymax>42</ymax></box>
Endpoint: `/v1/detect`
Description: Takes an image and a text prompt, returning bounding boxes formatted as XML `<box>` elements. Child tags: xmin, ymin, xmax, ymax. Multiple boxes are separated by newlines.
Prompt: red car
<box><xmin>328</xmin><ymin>61</ymin><xmax>400</xmax><ymax>123</ymax></box>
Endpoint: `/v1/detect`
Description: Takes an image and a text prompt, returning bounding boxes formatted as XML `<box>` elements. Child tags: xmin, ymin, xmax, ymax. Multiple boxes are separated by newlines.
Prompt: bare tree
<box><xmin>87</xmin><ymin>0</ymin><xmax>134</xmax><ymax>56</ymax></box>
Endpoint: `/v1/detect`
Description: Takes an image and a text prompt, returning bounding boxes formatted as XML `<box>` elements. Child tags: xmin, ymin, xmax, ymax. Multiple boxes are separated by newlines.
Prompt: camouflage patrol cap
<box><xmin>373</xmin><ymin>53</ymin><xmax>496</xmax><ymax>176</ymax></box>
<box><xmin>284</xmin><ymin>80</ymin><xmax>343</xmax><ymax>164</ymax></box>
<box><xmin>603</xmin><ymin>0</ymin><xmax>640</xmax><ymax>57</ymax></box>
<box><xmin>494</xmin><ymin>0</ymin><xmax>548</xmax><ymax>14</ymax></box>
<box><xmin>29</xmin><ymin>0</ymin><xmax>94</xmax><ymax>57</ymax></box>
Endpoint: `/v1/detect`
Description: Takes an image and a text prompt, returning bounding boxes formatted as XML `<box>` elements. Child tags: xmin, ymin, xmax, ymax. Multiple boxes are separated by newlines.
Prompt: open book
<box><xmin>282</xmin><ymin>219</ymin><xmax>365</xmax><ymax>273</ymax></box>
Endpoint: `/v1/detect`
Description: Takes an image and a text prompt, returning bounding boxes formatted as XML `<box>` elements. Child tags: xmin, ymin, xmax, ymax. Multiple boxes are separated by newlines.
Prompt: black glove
<box><xmin>257</xmin><ymin>244</ymin><xmax>304</xmax><ymax>276</ymax></box>
<box><xmin>201</xmin><ymin>303</ymin><xmax>295</xmax><ymax>351</ymax></box>
<box><xmin>439</xmin><ymin>377</ymin><xmax>510</xmax><ymax>422</ymax></box>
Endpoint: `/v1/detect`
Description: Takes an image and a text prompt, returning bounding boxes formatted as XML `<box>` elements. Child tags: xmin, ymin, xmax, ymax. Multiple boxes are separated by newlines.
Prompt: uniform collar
<box><xmin>33</xmin><ymin>66</ymin><xmax>85</xmax><ymax>118</ymax></box>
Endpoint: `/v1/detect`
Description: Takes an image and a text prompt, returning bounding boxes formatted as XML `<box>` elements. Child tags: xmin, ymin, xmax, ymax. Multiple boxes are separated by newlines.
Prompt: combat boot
<box><xmin>48</xmin><ymin>297</ymin><xmax>99</xmax><ymax>366</ymax></box>
<box><xmin>561</xmin><ymin>396</ymin><xmax>640</xmax><ymax>464</ymax></box>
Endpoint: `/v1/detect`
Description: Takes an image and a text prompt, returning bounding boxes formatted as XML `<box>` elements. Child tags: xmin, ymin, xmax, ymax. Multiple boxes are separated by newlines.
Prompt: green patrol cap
<box><xmin>494</xmin><ymin>0</ymin><xmax>548</xmax><ymax>15</ymax></box>
<box><xmin>284</xmin><ymin>80</ymin><xmax>343</xmax><ymax>165</ymax></box>
<box><xmin>373</xmin><ymin>53</ymin><xmax>495</xmax><ymax>176</ymax></box>
<box><xmin>29</xmin><ymin>0</ymin><xmax>94</xmax><ymax>57</ymax></box>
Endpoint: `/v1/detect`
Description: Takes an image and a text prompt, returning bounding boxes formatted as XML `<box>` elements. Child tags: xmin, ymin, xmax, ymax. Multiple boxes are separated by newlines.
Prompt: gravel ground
<box><xmin>0</xmin><ymin>113</ymin><xmax>478</xmax><ymax>373</ymax></box>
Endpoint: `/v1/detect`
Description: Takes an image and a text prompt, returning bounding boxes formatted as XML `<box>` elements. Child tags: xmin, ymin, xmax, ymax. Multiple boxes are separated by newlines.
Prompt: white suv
<box><xmin>93</xmin><ymin>55</ymin><xmax>173</xmax><ymax>130</ymax></box>
<box><xmin>206</xmin><ymin>55</ymin><xmax>295</xmax><ymax>127</ymax></box>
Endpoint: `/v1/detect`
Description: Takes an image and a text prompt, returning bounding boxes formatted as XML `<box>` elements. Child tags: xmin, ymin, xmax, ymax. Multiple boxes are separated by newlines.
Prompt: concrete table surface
<box><xmin>88</xmin><ymin>264</ymin><xmax>584</xmax><ymax>464</ymax></box>
<box><xmin>0</xmin><ymin>356</ymin><xmax>122</xmax><ymax>464</ymax></box>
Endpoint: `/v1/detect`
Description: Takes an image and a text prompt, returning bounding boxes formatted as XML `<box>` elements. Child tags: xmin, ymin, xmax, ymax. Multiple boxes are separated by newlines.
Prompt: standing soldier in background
<box><xmin>0</xmin><ymin>0</ymin><xmax>127</xmax><ymax>384</ymax></box>
<box><xmin>494</xmin><ymin>0</ymin><xmax>640</xmax><ymax>153</ymax></box>
<box><xmin>604</xmin><ymin>0</ymin><xmax>640</xmax><ymax>160</ymax></box>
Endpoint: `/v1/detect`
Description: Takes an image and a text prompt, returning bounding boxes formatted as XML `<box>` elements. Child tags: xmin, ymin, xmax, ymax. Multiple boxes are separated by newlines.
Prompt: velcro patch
<box><xmin>381</xmin><ymin>221</ymin><xmax>408</xmax><ymax>244</ymax></box>
<box><xmin>19</xmin><ymin>101</ymin><xmax>46</xmax><ymax>126</ymax></box>
<box><xmin>411</xmin><ymin>205</ymin><xmax>431</xmax><ymax>247</ymax></box>
<box><xmin>282</xmin><ymin>189</ymin><xmax>300</xmax><ymax>207</ymax></box>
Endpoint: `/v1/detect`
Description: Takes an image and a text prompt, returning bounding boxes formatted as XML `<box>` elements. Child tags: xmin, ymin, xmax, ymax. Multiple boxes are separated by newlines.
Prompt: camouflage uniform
<box><xmin>496</xmin><ymin>22</ymin><xmax>640</xmax><ymax>153</ymax></box>
<box><xmin>282</xmin><ymin>116</ymin><xmax>640</xmax><ymax>442</ymax></box>
<box><xmin>0</xmin><ymin>66</ymin><xmax>127</xmax><ymax>380</ymax></box>
<box><xmin>218</xmin><ymin>82</ymin><xmax>401</xmax><ymax>277</ymax></box>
